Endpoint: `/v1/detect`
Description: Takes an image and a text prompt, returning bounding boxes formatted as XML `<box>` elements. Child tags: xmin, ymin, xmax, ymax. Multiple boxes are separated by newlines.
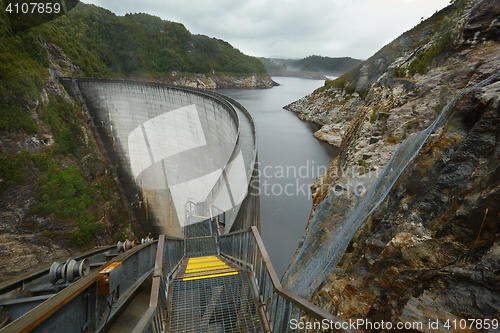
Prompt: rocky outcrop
<box><xmin>147</xmin><ymin>74</ymin><xmax>278</xmax><ymax>89</ymax></box>
<box><xmin>285</xmin><ymin>0</ymin><xmax>500</xmax><ymax>206</ymax></box>
<box><xmin>463</xmin><ymin>0</ymin><xmax>500</xmax><ymax>44</ymax></box>
<box><xmin>285</xmin><ymin>90</ymin><xmax>363</xmax><ymax>147</ymax></box>
<box><xmin>310</xmin><ymin>76</ymin><xmax>500</xmax><ymax>328</ymax></box>
<box><xmin>284</xmin><ymin>0</ymin><xmax>500</xmax><ymax>329</ymax></box>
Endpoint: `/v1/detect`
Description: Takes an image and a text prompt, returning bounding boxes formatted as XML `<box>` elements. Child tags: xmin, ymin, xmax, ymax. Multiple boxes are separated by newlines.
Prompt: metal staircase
<box><xmin>0</xmin><ymin>215</ymin><xmax>362</xmax><ymax>333</ymax></box>
<box><xmin>166</xmin><ymin>211</ymin><xmax>263</xmax><ymax>332</ymax></box>
<box><xmin>168</xmin><ymin>269</ymin><xmax>260</xmax><ymax>332</ymax></box>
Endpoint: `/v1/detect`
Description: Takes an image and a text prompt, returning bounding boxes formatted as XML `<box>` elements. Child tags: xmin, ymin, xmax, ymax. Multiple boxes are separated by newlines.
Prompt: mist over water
<box><xmin>218</xmin><ymin>77</ymin><xmax>338</xmax><ymax>277</ymax></box>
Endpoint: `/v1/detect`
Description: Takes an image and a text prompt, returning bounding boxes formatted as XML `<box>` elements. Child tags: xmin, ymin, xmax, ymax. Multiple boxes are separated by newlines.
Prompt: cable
<box><xmin>102</xmin><ymin>289</ymin><xmax>115</xmax><ymax>333</ymax></box>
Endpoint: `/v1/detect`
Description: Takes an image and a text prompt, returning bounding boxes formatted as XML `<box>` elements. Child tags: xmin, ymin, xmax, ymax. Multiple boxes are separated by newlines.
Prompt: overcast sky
<box><xmin>82</xmin><ymin>0</ymin><xmax>451</xmax><ymax>60</ymax></box>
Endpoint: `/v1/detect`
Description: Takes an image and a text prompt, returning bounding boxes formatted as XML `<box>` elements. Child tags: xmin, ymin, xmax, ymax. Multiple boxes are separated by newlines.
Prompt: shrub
<box><xmin>0</xmin><ymin>32</ymin><xmax>48</xmax><ymax>134</ymax></box>
<box><xmin>41</xmin><ymin>97</ymin><xmax>82</xmax><ymax>156</ymax></box>
<box><xmin>394</xmin><ymin>66</ymin><xmax>406</xmax><ymax>78</ymax></box>
<box><xmin>408</xmin><ymin>15</ymin><xmax>457</xmax><ymax>76</ymax></box>
<box><xmin>434</xmin><ymin>103</ymin><xmax>444</xmax><ymax>114</ymax></box>
<box><xmin>357</xmin><ymin>159</ymin><xmax>369</xmax><ymax>175</ymax></box>
<box><xmin>359</xmin><ymin>88</ymin><xmax>370</xmax><ymax>100</ymax></box>
<box><xmin>71</xmin><ymin>217</ymin><xmax>99</xmax><ymax>246</ymax></box>
<box><xmin>0</xmin><ymin>99</ymin><xmax>39</xmax><ymax>134</ymax></box>
<box><xmin>387</xmin><ymin>133</ymin><xmax>399</xmax><ymax>144</ymax></box>
<box><xmin>0</xmin><ymin>151</ymin><xmax>32</xmax><ymax>194</ymax></box>
<box><xmin>37</xmin><ymin>163</ymin><xmax>98</xmax><ymax>245</ymax></box>
<box><xmin>345</xmin><ymin>84</ymin><xmax>356</xmax><ymax>95</ymax></box>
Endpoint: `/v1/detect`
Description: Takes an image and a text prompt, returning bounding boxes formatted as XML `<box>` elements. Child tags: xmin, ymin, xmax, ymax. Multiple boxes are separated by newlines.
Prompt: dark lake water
<box><xmin>218</xmin><ymin>77</ymin><xmax>338</xmax><ymax>277</ymax></box>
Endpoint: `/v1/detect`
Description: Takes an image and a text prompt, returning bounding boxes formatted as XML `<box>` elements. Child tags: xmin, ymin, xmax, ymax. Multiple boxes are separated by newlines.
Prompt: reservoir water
<box><xmin>218</xmin><ymin>77</ymin><xmax>338</xmax><ymax>277</ymax></box>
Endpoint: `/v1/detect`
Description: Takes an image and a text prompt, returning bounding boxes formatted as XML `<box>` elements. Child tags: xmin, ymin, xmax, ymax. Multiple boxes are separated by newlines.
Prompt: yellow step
<box><xmin>182</xmin><ymin>256</ymin><xmax>238</xmax><ymax>281</ymax></box>
<box><xmin>183</xmin><ymin>271</ymin><xmax>238</xmax><ymax>281</ymax></box>
<box><xmin>185</xmin><ymin>262</ymin><xmax>229</xmax><ymax>272</ymax></box>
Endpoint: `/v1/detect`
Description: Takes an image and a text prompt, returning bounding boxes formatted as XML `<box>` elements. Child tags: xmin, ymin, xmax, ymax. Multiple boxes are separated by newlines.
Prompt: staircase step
<box><xmin>176</xmin><ymin>255</ymin><xmax>239</xmax><ymax>281</ymax></box>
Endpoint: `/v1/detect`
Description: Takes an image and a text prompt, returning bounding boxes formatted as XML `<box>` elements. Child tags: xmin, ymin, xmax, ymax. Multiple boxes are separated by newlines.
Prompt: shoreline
<box><xmin>269</xmin><ymin>70</ymin><xmax>328</xmax><ymax>80</ymax></box>
<box><xmin>143</xmin><ymin>74</ymin><xmax>279</xmax><ymax>90</ymax></box>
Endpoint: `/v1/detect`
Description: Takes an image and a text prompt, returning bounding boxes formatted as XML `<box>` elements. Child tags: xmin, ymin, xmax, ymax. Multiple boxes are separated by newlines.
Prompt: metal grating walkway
<box><xmin>168</xmin><ymin>216</ymin><xmax>263</xmax><ymax>332</ymax></box>
<box><xmin>185</xmin><ymin>219</ymin><xmax>220</xmax><ymax>257</ymax></box>
<box><xmin>168</xmin><ymin>273</ymin><xmax>262</xmax><ymax>333</ymax></box>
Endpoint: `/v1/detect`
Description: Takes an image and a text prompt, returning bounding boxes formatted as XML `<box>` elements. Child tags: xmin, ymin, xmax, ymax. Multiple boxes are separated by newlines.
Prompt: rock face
<box><xmin>284</xmin><ymin>0</ymin><xmax>500</xmax><ymax>329</ymax></box>
<box><xmin>285</xmin><ymin>0</ymin><xmax>500</xmax><ymax>208</ymax></box>
<box><xmin>0</xmin><ymin>43</ymin><xmax>136</xmax><ymax>282</ymax></box>
<box><xmin>463</xmin><ymin>0</ymin><xmax>500</xmax><ymax>44</ymax></box>
<box><xmin>310</xmin><ymin>78</ymin><xmax>500</xmax><ymax>327</ymax></box>
<box><xmin>146</xmin><ymin>74</ymin><xmax>278</xmax><ymax>89</ymax></box>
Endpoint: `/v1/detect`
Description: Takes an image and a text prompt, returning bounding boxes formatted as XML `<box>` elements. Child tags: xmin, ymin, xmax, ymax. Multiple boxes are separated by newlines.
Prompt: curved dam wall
<box><xmin>63</xmin><ymin>79</ymin><xmax>259</xmax><ymax>238</ymax></box>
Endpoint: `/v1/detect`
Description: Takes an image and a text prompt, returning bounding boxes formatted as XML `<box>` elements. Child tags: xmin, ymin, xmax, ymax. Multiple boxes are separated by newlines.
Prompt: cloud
<box><xmin>82</xmin><ymin>0</ymin><xmax>450</xmax><ymax>59</ymax></box>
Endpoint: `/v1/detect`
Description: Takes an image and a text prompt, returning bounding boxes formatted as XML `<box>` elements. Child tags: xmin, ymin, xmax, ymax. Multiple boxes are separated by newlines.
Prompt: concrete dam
<box><xmin>62</xmin><ymin>78</ymin><xmax>260</xmax><ymax>238</ymax></box>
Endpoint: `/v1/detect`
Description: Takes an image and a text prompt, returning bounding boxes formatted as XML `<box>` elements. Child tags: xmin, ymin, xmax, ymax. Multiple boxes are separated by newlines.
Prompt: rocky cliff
<box><xmin>284</xmin><ymin>0</ymin><xmax>500</xmax><ymax>329</ymax></box>
<box><xmin>0</xmin><ymin>41</ymin><xmax>137</xmax><ymax>282</ymax></box>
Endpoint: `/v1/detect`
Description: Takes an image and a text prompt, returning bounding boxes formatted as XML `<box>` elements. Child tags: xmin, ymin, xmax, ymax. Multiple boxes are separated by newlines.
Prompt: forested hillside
<box><xmin>297</xmin><ymin>55</ymin><xmax>362</xmax><ymax>75</ymax></box>
<box><xmin>261</xmin><ymin>55</ymin><xmax>362</xmax><ymax>76</ymax></box>
<box><xmin>39</xmin><ymin>3</ymin><xmax>267</xmax><ymax>77</ymax></box>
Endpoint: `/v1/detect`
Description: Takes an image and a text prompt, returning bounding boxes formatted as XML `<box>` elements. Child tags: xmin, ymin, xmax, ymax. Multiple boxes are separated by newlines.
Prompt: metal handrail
<box><xmin>129</xmin><ymin>227</ymin><xmax>363</xmax><ymax>333</ymax></box>
<box><xmin>1</xmin><ymin>241</ymin><xmax>158</xmax><ymax>333</ymax></box>
<box><xmin>219</xmin><ymin>226</ymin><xmax>364</xmax><ymax>333</ymax></box>
<box><xmin>132</xmin><ymin>235</ymin><xmax>184</xmax><ymax>333</ymax></box>
<box><xmin>131</xmin><ymin>236</ymin><xmax>165</xmax><ymax>333</ymax></box>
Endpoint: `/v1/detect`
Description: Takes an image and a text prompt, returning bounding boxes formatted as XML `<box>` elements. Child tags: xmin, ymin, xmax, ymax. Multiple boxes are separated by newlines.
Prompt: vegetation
<box><xmin>41</xmin><ymin>97</ymin><xmax>83</xmax><ymax>156</ymax></box>
<box><xmin>0</xmin><ymin>9</ymin><xmax>48</xmax><ymax>133</ymax></box>
<box><xmin>394</xmin><ymin>66</ymin><xmax>407</xmax><ymax>78</ymax></box>
<box><xmin>0</xmin><ymin>0</ymin><xmax>270</xmax><ymax>250</ymax></box>
<box><xmin>261</xmin><ymin>55</ymin><xmax>362</xmax><ymax>76</ymax></box>
<box><xmin>300</xmin><ymin>64</ymin><xmax>320</xmax><ymax>72</ymax></box>
<box><xmin>259</xmin><ymin>58</ymin><xmax>287</xmax><ymax>71</ymax></box>
<box><xmin>434</xmin><ymin>86</ymin><xmax>450</xmax><ymax>114</ymax></box>
<box><xmin>38</xmin><ymin>4</ymin><xmax>266</xmax><ymax>77</ymax></box>
<box><xmin>297</xmin><ymin>55</ymin><xmax>362</xmax><ymax>75</ymax></box>
<box><xmin>408</xmin><ymin>16</ymin><xmax>458</xmax><ymax>76</ymax></box>
<box><xmin>387</xmin><ymin>133</ymin><xmax>399</xmax><ymax>144</ymax></box>
<box><xmin>359</xmin><ymin>88</ymin><xmax>370</xmax><ymax>100</ymax></box>
<box><xmin>36</xmin><ymin>163</ymin><xmax>99</xmax><ymax>245</ymax></box>
<box><xmin>0</xmin><ymin>140</ymin><xmax>105</xmax><ymax>246</ymax></box>
<box><xmin>0</xmin><ymin>151</ymin><xmax>32</xmax><ymax>195</ymax></box>
<box><xmin>317</xmin><ymin>75</ymin><xmax>349</xmax><ymax>92</ymax></box>
<box><xmin>0</xmin><ymin>4</ymin><xmax>129</xmax><ymax>246</ymax></box>
<box><xmin>357</xmin><ymin>159</ymin><xmax>369</xmax><ymax>175</ymax></box>
<box><xmin>314</xmin><ymin>0</ymin><xmax>465</xmax><ymax>95</ymax></box>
